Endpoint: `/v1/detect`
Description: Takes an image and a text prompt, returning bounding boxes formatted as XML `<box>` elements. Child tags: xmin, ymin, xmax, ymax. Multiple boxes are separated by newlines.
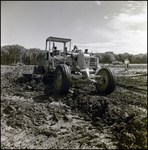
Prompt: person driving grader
<box><xmin>51</xmin><ymin>42</ymin><xmax>61</xmax><ymax>67</ymax></box>
<box><xmin>52</xmin><ymin>42</ymin><xmax>58</xmax><ymax>56</ymax></box>
<box><xmin>72</xmin><ymin>45</ymin><xmax>78</xmax><ymax>53</ymax></box>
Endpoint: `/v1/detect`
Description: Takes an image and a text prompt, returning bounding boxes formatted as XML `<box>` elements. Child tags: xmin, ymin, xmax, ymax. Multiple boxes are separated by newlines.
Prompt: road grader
<box><xmin>33</xmin><ymin>36</ymin><xmax>116</xmax><ymax>94</ymax></box>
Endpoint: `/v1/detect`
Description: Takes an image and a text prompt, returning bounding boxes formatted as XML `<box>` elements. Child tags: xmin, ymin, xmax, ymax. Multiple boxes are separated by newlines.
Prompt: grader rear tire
<box><xmin>54</xmin><ymin>64</ymin><xmax>71</xmax><ymax>94</ymax></box>
<box><xmin>96</xmin><ymin>67</ymin><xmax>116</xmax><ymax>94</ymax></box>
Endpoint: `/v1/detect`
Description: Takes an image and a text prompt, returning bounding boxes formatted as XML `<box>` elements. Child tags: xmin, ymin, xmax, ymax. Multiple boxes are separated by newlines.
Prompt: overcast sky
<box><xmin>1</xmin><ymin>1</ymin><xmax>147</xmax><ymax>54</ymax></box>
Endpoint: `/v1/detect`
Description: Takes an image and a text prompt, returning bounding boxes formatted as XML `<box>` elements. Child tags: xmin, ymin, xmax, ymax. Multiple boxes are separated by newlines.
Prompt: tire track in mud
<box><xmin>117</xmin><ymin>84</ymin><xmax>147</xmax><ymax>93</ymax></box>
<box><xmin>116</xmin><ymin>73</ymin><xmax>147</xmax><ymax>94</ymax></box>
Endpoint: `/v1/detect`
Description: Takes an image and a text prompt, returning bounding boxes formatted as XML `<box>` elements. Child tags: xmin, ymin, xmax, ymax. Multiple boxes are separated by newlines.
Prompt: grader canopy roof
<box><xmin>46</xmin><ymin>36</ymin><xmax>71</xmax><ymax>43</ymax></box>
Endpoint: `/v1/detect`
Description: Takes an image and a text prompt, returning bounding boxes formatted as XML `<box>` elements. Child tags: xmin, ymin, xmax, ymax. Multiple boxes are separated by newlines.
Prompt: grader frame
<box><xmin>33</xmin><ymin>36</ymin><xmax>116</xmax><ymax>94</ymax></box>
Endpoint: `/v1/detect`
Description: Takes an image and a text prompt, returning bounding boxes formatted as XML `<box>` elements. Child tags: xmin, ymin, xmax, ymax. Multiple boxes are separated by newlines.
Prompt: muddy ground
<box><xmin>1</xmin><ymin>64</ymin><xmax>147</xmax><ymax>149</ymax></box>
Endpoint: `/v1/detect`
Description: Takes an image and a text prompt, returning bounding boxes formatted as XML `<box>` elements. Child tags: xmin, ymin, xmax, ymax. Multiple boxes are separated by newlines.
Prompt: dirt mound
<box><xmin>1</xmin><ymin>65</ymin><xmax>147</xmax><ymax>149</ymax></box>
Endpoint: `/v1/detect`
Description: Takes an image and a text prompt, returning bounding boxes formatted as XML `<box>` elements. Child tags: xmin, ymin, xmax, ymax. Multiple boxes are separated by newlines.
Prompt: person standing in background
<box><xmin>124</xmin><ymin>59</ymin><xmax>130</xmax><ymax>70</ymax></box>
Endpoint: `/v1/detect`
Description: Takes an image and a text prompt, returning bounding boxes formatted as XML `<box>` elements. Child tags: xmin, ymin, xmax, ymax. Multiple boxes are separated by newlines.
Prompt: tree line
<box><xmin>95</xmin><ymin>51</ymin><xmax>147</xmax><ymax>64</ymax></box>
<box><xmin>1</xmin><ymin>44</ymin><xmax>147</xmax><ymax>65</ymax></box>
<box><xmin>1</xmin><ymin>45</ymin><xmax>46</xmax><ymax>65</ymax></box>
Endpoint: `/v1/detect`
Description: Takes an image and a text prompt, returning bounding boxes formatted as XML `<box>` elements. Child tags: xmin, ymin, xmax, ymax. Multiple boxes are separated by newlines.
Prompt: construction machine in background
<box><xmin>32</xmin><ymin>36</ymin><xmax>116</xmax><ymax>94</ymax></box>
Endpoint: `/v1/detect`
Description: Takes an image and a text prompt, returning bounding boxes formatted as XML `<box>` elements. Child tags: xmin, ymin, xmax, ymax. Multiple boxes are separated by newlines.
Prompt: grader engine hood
<box><xmin>77</xmin><ymin>54</ymin><xmax>90</xmax><ymax>69</ymax></box>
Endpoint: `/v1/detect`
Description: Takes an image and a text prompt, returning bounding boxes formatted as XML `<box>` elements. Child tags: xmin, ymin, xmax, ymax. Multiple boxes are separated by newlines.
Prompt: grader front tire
<box><xmin>96</xmin><ymin>67</ymin><xmax>116</xmax><ymax>94</ymax></box>
<box><xmin>54</xmin><ymin>64</ymin><xmax>71</xmax><ymax>94</ymax></box>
